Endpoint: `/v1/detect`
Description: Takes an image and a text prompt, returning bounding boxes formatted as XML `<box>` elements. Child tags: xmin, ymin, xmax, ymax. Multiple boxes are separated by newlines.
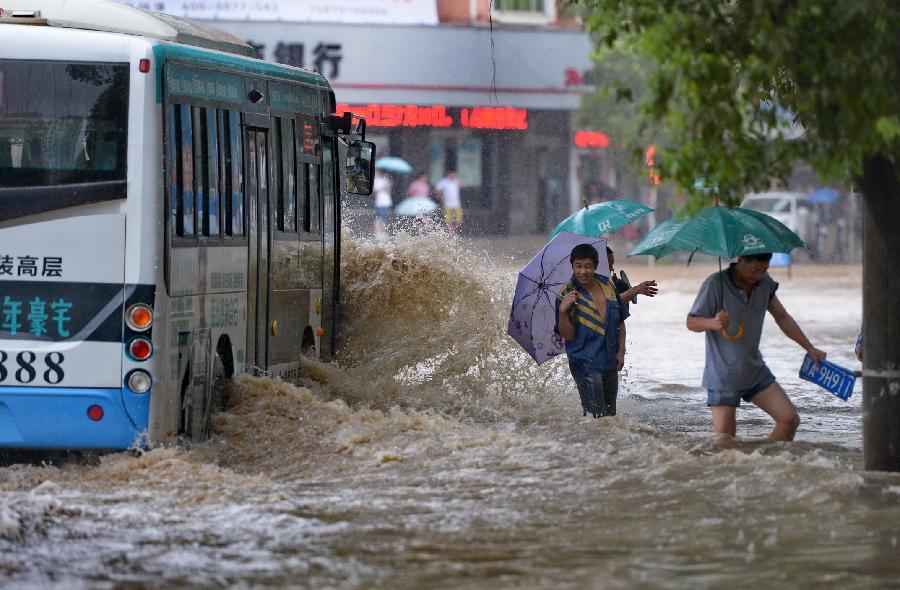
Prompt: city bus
<box><xmin>0</xmin><ymin>1</ymin><xmax>375</xmax><ymax>449</ymax></box>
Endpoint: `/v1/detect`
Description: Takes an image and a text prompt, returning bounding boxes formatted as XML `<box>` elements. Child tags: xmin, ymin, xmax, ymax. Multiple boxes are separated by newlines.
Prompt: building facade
<box><xmin>123</xmin><ymin>0</ymin><xmax>593</xmax><ymax>234</ymax></box>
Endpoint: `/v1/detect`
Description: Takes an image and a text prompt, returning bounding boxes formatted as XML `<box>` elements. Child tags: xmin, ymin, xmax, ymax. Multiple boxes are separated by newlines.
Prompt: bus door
<box><xmin>245</xmin><ymin>122</ymin><xmax>271</xmax><ymax>371</ymax></box>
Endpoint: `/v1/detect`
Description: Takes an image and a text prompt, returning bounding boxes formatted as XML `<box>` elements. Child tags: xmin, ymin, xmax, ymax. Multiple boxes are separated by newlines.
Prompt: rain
<box><xmin>2</xmin><ymin>1</ymin><xmax>899</xmax><ymax>588</ymax></box>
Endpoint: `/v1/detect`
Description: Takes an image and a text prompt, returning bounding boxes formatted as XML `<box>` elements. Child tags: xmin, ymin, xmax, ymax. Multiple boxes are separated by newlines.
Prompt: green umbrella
<box><xmin>626</xmin><ymin>217</ymin><xmax>688</xmax><ymax>258</ymax></box>
<box><xmin>629</xmin><ymin>204</ymin><xmax>806</xmax><ymax>341</ymax></box>
<box><xmin>549</xmin><ymin>199</ymin><xmax>654</xmax><ymax>239</ymax></box>
<box><xmin>629</xmin><ymin>205</ymin><xmax>805</xmax><ymax>259</ymax></box>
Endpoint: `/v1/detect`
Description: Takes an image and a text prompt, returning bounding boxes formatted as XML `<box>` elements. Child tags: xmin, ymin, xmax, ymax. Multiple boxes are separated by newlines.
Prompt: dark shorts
<box><xmin>707</xmin><ymin>373</ymin><xmax>777</xmax><ymax>407</ymax></box>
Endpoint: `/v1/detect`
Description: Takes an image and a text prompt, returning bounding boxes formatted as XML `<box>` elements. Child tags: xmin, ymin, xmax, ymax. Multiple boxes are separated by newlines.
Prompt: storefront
<box><xmin>124</xmin><ymin>1</ymin><xmax>593</xmax><ymax>234</ymax></box>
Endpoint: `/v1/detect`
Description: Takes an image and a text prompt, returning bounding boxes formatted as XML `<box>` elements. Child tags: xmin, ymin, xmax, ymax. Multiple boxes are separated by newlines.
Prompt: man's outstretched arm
<box><xmin>767</xmin><ymin>295</ymin><xmax>826</xmax><ymax>362</ymax></box>
<box><xmin>620</xmin><ymin>280</ymin><xmax>659</xmax><ymax>303</ymax></box>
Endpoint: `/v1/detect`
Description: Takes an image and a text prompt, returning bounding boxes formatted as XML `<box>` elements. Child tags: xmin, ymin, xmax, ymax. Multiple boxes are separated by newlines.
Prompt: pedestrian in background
<box><xmin>407</xmin><ymin>173</ymin><xmax>430</xmax><ymax>199</ymax></box>
<box><xmin>436</xmin><ymin>170</ymin><xmax>462</xmax><ymax>236</ymax></box>
<box><xmin>373</xmin><ymin>169</ymin><xmax>392</xmax><ymax>237</ymax></box>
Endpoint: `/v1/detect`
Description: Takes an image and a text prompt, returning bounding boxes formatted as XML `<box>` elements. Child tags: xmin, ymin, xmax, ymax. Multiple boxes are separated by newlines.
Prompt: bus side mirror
<box><xmin>346</xmin><ymin>140</ymin><xmax>375</xmax><ymax>196</ymax></box>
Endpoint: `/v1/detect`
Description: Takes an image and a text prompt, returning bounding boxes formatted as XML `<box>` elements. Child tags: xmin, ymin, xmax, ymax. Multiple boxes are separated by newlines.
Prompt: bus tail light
<box><xmin>128</xmin><ymin>337</ymin><xmax>153</xmax><ymax>361</ymax></box>
<box><xmin>139</xmin><ymin>58</ymin><xmax>150</xmax><ymax>73</ymax></box>
<box><xmin>126</xmin><ymin>303</ymin><xmax>153</xmax><ymax>331</ymax></box>
<box><xmin>126</xmin><ymin>370</ymin><xmax>152</xmax><ymax>393</ymax></box>
<box><xmin>87</xmin><ymin>405</ymin><xmax>104</xmax><ymax>421</ymax></box>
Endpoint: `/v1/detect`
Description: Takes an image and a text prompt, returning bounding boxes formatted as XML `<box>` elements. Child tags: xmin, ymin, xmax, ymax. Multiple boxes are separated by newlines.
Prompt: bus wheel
<box><xmin>210</xmin><ymin>352</ymin><xmax>233</xmax><ymax>414</ymax></box>
<box><xmin>301</xmin><ymin>326</ymin><xmax>316</xmax><ymax>356</ymax></box>
<box><xmin>181</xmin><ymin>363</ymin><xmax>210</xmax><ymax>443</ymax></box>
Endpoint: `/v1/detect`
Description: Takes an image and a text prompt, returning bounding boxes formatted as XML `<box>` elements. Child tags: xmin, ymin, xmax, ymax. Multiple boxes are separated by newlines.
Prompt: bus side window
<box><xmin>272</xmin><ymin>116</ymin><xmax>297</xmax><ymax>234</ymax></box>
<box><xmin>180</xmin><ymin>105</ymin><xmax>195</xmax><ymax>237</ymax></box>
<box><xmin>223</xmin><ymin>110</ymin><xmax>244</xmax><ymax>237</ymax></box>
<box><xmin>309</xmin><ymin>162</ymin><xmax>320</xmax><ymax>233</ymax></box>
<box><xmin>273</xmin><ymin>118</ymin><xmax>284</xmax><ymax>231</ymax></box>
<box><xmin>322</xmin><ymin>142</ymin><xmax>334</xmax><ymax>233</ymax></box>
<box><xmin>192</xmin><ymin>106</ymin><xmax>207</xmax><ymax>237</ymax></box>
<box><xmin>282</xmin><ymin>118</ymin><xmax>297</xmax><ymax>232</ymax></box>
<box><xmin>298</xmin><ymin>162</ymin><xmax>308</xmax><ymax>232</ymax></box>
<box><xmin>206</xmin><ymin>108</ymin><xmax>220</xmax><ymax>237</ymax></box>
<box><xmin>167</xmin><ymin>104</ymin><xmax>183</xmax><ymax>236</ymax></box>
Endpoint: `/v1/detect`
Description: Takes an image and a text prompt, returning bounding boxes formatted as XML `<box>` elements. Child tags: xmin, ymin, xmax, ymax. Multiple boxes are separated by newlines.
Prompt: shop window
<box><xmin>496</xmin><ymin>0</ymin><xmax>544</xmax><ymax>10</ymax></box>
<box><xmin>429</xmin><ymin>136</ymin><xmax>483</xmax><ymax>188</ymax></box>
<box><xmin>430</xmin><ymin>134</ymin><xmax>490</xmax><ymax>209</ymax></box>
<box><xmin>493</xmin><ymin>0</ymin><xmax>554</xmax><ymax>23</ymax></box>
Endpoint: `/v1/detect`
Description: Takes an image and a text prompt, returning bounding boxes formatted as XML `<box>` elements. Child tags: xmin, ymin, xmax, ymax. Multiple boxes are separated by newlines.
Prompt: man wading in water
<box><xmin>556</xmin><ymin>244</ymin><xmax>629</xmax><ymax>418</ymax></box>
<box><xmin>687</xmin><ymin>253</ymin><xmax>827</xmax><ymax>440</ymax></box>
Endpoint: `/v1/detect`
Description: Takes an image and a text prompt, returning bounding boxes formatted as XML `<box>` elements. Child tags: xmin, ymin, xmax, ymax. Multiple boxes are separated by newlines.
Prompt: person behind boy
<box><xmin>555</xmin><ymin>244</ymin><xmax>629</xmax><ymax>418</ymax></box>
<box><xmin>686</xmin><ymin>253</ymin><xmax>827</xmax><ymax>440</ymax></box>
<box><xmin>606</xmin><ymin>246</ymin><xmax>658</xmax><ymax>312</ymax></box>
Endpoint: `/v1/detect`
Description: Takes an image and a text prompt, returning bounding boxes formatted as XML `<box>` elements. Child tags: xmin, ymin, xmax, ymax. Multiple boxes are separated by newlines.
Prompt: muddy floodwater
<box><xmin>2</xmin><ymin>234</ymin><xmax>899</xmax><ymax>589</ymax></box>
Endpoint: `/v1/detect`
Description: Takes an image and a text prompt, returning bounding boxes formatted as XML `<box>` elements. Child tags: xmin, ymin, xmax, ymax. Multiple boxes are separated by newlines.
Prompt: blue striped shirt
<box><xmin>555</xmin><ymin>274</ymin><xmax>629</xmax><ymax>372</ymax></box>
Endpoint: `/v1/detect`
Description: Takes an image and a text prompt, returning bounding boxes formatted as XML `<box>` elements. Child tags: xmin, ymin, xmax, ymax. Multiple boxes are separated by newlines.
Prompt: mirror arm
<box><xmin>323</xmin><ymin>112</ymin><xmax>366</xmax><ymax>140</ymax></box>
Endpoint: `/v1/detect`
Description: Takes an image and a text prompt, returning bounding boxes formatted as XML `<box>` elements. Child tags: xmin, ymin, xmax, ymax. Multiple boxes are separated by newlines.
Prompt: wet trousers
<box><xmin>570</xmin><ymin>367</ymin><xmax>619</xmax><ymax>417</ymax></box>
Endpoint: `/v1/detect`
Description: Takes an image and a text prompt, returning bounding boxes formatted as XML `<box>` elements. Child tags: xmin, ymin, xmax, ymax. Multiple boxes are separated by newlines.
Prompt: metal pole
<box><xmin>860</xmin><ymin>155</ymin><xmax>900</xmax><ymax>472</ymax></box>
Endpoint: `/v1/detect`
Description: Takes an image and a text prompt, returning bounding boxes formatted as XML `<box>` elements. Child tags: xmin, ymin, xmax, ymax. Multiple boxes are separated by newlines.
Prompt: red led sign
<box><xmin>336</xmin><ymin>103</ymin><xmax>452</xmax><ymax>128</ymax></box>
<box><xmin>336</xmin><ymin>103</ymin><xmax>528</xmax><ymax>130</ymax></box>
<box><xmin>574</xmin><ymin>130</ymin><xmax>610</xmax><ymax>148</ymax></box>
<box><xmin>461</xmin><ymin>107</ymin><xmax>527</xmax><ymax>130</ymax></box>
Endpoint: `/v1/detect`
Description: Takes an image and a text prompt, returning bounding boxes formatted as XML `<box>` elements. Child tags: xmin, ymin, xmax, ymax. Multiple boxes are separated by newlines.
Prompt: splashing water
<box><xmin>2</xmin><ymin>233</ymin><xmax>899</xmax><ymax>588</ymax></box>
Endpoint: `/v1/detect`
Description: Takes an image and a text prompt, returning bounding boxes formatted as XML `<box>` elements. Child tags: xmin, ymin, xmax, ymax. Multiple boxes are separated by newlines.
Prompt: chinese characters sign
<box><xmin>0</xmin><ymin>255</ymin><xmax>63</xmax><ymax>278</ymax></box>
<box><xmin>166</xmin><ymin>64</ymin><xmax>244</xmax><ymax>105</ymax></box>
<box><xmin>0</xmin><ymin>281</ymin><xmax>123</xmax><ymax>343</ymax></box>
<box><xmin>269</xmin><ymin>81</ymin><xmax>319</xmax><ymax>114</ymax></box>
<box><xmin>1</xmin><ymin>295</ymin><xmax>73</xmax><ymax>339</ymax></box>
<box><xmin>266</xmin><ymin>42</ymin><xmax>343</xmax><ymax>78</ymax></box>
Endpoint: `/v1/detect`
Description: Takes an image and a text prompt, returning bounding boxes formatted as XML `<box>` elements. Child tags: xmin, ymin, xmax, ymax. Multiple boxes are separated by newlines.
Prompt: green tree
<box><xmin>575</xmin><ymin>0</ymin><xmax>900</xmax><ymax>470</ymax></box>
<box><xmin>578</xmin><ymin>46</ymin><xmax>656</xmax><ymax>177</ymax></box>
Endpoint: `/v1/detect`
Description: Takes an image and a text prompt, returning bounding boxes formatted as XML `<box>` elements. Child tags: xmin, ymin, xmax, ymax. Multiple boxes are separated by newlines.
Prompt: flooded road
<box><xmin>2</xmin><ymin>234</ymin><xmax>899</xmax><ymax>589</ymax></box>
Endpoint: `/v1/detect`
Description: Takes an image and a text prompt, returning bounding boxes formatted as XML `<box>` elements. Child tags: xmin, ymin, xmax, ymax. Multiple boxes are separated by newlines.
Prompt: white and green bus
<box><xmin>0</xmin><ymin>1</ymin><xmax>375</xmax><ymax>448</ymax></box>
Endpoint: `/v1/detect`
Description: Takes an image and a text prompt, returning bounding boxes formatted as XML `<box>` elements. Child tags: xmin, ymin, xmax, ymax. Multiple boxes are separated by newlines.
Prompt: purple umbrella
<box><xmin>507</xmin><ymin>232</ymin><xmax>609</xmax><ymax>364</ymax></box>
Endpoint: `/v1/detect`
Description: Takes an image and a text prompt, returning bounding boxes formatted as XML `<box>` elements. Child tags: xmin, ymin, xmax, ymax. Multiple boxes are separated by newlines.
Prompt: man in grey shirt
<box><xmin>687</xmin><ymin>253</ymin><xmax>827</xmax><ymax>441</ymax></box>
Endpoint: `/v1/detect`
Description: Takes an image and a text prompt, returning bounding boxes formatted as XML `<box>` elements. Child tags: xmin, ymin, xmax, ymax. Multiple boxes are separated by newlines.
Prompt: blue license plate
<box><xmin>799</xmin><ymin>354</ymin><xmax>856</xmax><ymax>400</ymax></box>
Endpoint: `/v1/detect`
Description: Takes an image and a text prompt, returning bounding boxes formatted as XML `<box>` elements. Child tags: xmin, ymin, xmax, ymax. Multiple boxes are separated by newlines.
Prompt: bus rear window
<box><xmin>0</xmin><ymin>60</ymin><xmax>128</xmax><ymax>188</ymax></box>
